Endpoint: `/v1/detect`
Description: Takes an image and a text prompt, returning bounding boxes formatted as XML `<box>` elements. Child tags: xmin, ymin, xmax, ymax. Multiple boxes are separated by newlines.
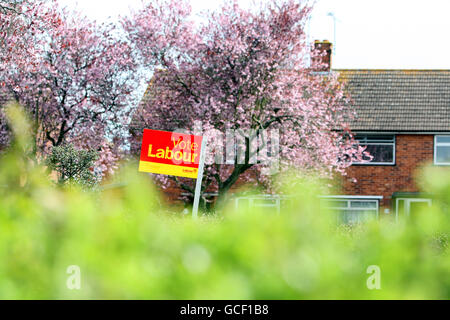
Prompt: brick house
<box><xmin>325</xmin><ymin>69</ymin><xmax>450</xmax><ymax>222</ymax></box>
<box><xmin>236</xmin><ymin>67</ymin><xmax>450</xmax><ymax>223</ymax></box>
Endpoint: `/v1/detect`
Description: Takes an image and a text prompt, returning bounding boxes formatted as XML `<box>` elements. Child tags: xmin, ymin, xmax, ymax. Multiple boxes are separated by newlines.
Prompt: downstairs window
<box><xmin>321</xmin><ymin>196</ymin><xmax>380</xmax><ymax>224</ymax></box>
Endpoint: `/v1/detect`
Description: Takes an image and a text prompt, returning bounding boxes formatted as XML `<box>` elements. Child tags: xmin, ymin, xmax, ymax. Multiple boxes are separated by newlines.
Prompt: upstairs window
<box><xmin>353</xmin><ymin>135</ymin><xmax>395</xmax><ymax>165</ymax></box>
<box><xmin>434</xmin><ymin>135</ymin><xmax>450</xmax><ymax>165</ymax></box>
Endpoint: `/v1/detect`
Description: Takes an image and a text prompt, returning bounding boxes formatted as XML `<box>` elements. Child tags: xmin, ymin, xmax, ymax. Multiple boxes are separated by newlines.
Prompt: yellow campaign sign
<box><xmin>138</xmin><ymin>160</ymin><xmax>199</xmax><ymax>179</ymax></box>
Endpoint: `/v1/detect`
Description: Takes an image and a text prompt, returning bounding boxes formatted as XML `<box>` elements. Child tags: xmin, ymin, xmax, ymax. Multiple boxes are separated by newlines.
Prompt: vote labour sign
<box><xmin>138</xmin><ymin>129</ymin><xmax>204</xmax><ymax>179</ymax></box>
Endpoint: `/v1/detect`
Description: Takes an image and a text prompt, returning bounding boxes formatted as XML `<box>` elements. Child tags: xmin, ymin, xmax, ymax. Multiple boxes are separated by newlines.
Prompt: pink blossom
<box><xmin>124</xmin><ymin>0</ymin><xmax>365</xmax><ymax>205</ymax></box>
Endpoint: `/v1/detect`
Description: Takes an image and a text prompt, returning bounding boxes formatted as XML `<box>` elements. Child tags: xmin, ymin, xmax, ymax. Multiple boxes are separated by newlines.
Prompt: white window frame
<box><xmin>234</xmin><ymin>195</ymin><xmax>382</xmax><ymax>222</ymax></box>
<box><xmin>234</xmin><ymin>194</ymin><xmax>292</xmax><ymax>214</ymax></box>
<box><xmin>434</xmin><ymin>135</ymin><xmax>450</xmax><ymax>166</ymax></box>
<box><xmin>320</xmin><ymin>195</ymin><xmax>382</xmax><ymax>223</ymax></box>
<box><xmin>395</xmin><ymin>198</ymin><xmax>432</xmax><ymax>222</ymax></box>
<box><xmin>353</xmin><ymin>134</ymin><xmax>396</xmax><ymax>165</ymax></box>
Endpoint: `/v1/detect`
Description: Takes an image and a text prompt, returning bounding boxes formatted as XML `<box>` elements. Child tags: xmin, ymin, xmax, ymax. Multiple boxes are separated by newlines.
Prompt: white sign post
<box><xmin>192</xmin><ymin>136</ymin><xmax>207</xmax><ymax>219</ymax></box>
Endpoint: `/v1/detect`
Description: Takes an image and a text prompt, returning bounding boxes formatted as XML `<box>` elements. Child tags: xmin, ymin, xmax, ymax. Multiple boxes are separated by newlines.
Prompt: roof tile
<box><xmin>336</xmin><ymin>70</ymin><xmax>450</xmax><ymax>131</ymax></box>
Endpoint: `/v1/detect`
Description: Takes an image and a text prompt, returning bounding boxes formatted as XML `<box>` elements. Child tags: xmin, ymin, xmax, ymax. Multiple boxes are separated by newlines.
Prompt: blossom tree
<box><xmin>125</xmin><ymin>0</ymin><xmax>365</xmax><ymax>208</ymax></box>
<box><xmin>0</xmin><ymin>0</ymin><xmax>137</xmax><ymax>175</ymax></box>
<box><xmin>0</xmin><ymin>0</ymin><xmax>44</xmax><ymax>149</ymax></box>
<box><xmin>0</xmin><ymin>0</ymin><xmax>42</xmax><ymax>66</ymax></box>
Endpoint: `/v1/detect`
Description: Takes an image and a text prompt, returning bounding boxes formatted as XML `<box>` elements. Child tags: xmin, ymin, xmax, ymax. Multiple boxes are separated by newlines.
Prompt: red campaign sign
<box><xmin>138</xmin><ymin>129</ymin><xmax>203</xmax><ymax>178</ymax></box>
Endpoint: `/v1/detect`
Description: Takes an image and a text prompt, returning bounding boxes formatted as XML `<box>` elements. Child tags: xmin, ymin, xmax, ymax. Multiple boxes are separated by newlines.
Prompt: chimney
<box><xmin>312</xmin><ymin>40</ymin><xmax>332</xmax><ymax>72</ymax></box>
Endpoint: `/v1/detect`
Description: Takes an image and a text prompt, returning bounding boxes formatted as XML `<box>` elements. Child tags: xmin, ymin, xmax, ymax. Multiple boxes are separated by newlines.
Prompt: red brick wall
<box><xmin>342</xmin><ymin>134</ymin><xmax>434</xmax><ymax>207</ymax></box>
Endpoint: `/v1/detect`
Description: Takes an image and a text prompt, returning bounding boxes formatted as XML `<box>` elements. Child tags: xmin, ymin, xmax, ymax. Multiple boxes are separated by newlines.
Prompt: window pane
<box><xmin>253</xmin><ymin>198</ymin><xmax>278</xmax><ymax>206</ymax></box>
<box><xmin>436</xmin><ymin>146</ymin><xmax>450</xmax><ymax>163</ymax></box>
<box><xmin>363</xmin><ymin>144</ymin><xmax>394</xmax><ymax>163</ymax></box>
<box><xmin>409</xmin><ymin>201</ymin><xmax>430</xmax><ymax>218</ymax></box>
<box><xmin>338</xmin><ymin>209</ymin><xmax>377</xmax><ymax>224</ymax></box>
<box><xmin>326</xmin><ymin>200</ymin><xmax>348</xmax><ymax>208</ymax></box>
<box><xmin>356</xmin><ymin>135</ymin><xmax>394</xmax><ymax>143</ymax></box>
<box><xmin>396</xmin><ymin>199</ymin><xmax>405</xmax><ymax>217</ymax></box>
<box><xmin>436</xmin><ymin>136</ymin><xmax>450</xmax><ymax>144</ymax></box>
<box><xmin>236</xmin><ymin>198</ymin><xmax>250</xmax><ymax>208</ymax></box>
<box><xmin>365</xmin><ymin>135</ymin><xmax>394</xmax><ymax>142</ymax></box>
<box><xmin>350</xmin><ymin>201</ymin><xmax>377</xmax><ymax>208</ymax></box>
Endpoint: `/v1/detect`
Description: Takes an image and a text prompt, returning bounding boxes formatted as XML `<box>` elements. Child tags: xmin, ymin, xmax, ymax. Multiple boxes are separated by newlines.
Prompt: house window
<box><xmin>353</xmin><ymin>135</ymin><xmax>395</xmax><ymax>165</ymax></box>
<box><xmin>395</xmin><ymin>198</ymin><xmax>432</xmax><ymax>222</ymax></box>
<box><xmin>234</xmin><ymin>195</ymin><xmax>292</xmax><ymax>214</ymax></box>
<box><xmin>321</xmin><ymin>196</ymin><xmax>380</xmax><ymax>224</ymax></box>
<box><xmin>434</xmin><ymin>135</ymin><xmax>450</xmax><ymax>165</ymax></box>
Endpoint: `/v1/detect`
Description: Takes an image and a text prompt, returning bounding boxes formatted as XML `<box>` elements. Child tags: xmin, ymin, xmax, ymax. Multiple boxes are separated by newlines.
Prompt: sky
<box><xmin>58</xmin><ymin>0</ymin><xmax>450</xmax><ymax>69</ymax></box>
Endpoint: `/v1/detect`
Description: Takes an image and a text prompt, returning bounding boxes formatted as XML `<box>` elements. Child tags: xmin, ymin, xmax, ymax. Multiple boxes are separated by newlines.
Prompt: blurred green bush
<box><xmin>0</xmin><ymin>104</ymin><xmax>448</xmax><ymax>299</ymax></box>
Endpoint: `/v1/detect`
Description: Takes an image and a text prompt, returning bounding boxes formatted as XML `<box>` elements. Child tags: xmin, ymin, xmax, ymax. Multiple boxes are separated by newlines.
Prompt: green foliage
<box><xmin>0</xmin><ymin>104</ymin><xmax>448</xmax><ymax>299</ymax></box>
<box><xmin>46</xmin><ymin>144</ymin><xmax>98</xmax><ymax>188</ymax></box>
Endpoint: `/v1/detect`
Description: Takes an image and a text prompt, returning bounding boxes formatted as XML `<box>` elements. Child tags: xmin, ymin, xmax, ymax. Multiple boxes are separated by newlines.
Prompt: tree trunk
<box><xmin>215</xmin><ymin>163</ymin><xmax>252</xmax><ymax>209</ymax></box>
